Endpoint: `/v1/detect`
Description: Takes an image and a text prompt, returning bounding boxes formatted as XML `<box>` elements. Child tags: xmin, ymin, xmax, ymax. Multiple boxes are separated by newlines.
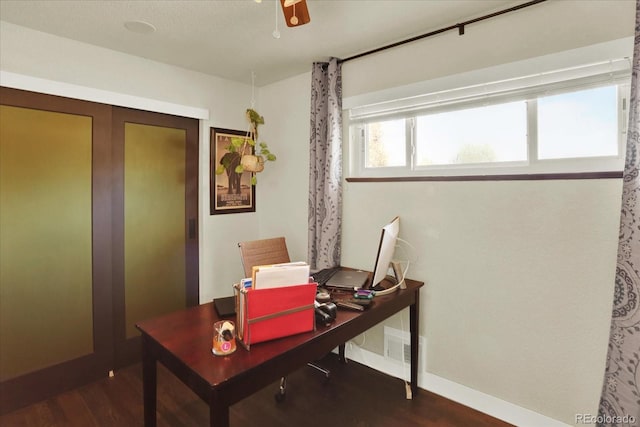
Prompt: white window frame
<box><xmin>347</xmin><ymin>60</ymin><xmax>631</xmax><ymax>179</ymax></box>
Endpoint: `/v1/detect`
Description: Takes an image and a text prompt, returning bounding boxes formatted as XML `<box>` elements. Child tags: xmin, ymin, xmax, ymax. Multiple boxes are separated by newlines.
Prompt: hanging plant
<box><xmin>215</xmin><ymin>108</ymin><xmax>276</xmax><ymax>185</ymax></box>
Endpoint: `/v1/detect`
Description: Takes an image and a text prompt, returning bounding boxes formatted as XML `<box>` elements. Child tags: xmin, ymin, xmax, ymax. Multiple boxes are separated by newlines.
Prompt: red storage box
<box><xmin>234</xmin><ymin>282</ymin><xmax>316</xmax><ymax>349</ymax></box>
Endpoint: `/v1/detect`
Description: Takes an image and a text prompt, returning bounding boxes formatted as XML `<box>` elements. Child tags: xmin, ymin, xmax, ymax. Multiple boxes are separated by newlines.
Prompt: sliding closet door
<box><xmin>0</xmin><ymin>88</ymin><xmax>113</xmax><ymax>413</ymax></box>
<box><xmin>0</xmin><ymin>88</ymin><xmax>199</xmax><ymax>412</ymax></box>
<box><xmin>112</xmin><ymin>107</ymin><xmax>199</xmax><ymax>367</ymax></box>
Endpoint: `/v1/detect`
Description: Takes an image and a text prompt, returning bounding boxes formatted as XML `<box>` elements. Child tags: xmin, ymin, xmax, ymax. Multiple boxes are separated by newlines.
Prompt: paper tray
<box><xmin>234</xmin><ymin>282</ymin><xmax>316</xmax><ymax>350</ymax></box>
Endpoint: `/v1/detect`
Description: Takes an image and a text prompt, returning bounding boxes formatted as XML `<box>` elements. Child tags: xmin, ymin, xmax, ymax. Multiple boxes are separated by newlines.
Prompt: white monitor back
<box><xmin>371</xmin><ymin>216</ymin><xmax>400</xmax><ymax>288</ymax></box>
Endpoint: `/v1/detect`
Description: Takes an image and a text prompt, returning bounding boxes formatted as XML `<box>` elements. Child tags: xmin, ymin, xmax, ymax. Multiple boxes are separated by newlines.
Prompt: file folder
<box><xmin>251</xmin><ymin>262</ymin><xmax>310</xmax><ymax>289</ymax></box>
<box><xmin>234</xmin><ymin>282</ymin><xmax>316</xmax><ymax>349</ymax></box>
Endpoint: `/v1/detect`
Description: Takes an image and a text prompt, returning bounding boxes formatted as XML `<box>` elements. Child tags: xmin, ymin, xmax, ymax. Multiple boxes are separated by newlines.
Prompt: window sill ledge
<box><xmin>346</xmin><ymin>171</ymin><xmax>623</xmax><ymax>183</ymax></box>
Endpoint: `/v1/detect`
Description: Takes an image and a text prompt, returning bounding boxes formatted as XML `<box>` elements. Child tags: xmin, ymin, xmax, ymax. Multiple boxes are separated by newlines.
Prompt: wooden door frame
<box><xmin>0</xmin><ymin>87</ymin><xmax>114</xmax><ymax>414</ymax></box>
<box><xmin>111</xmin><ymin>107</ymin><xmax>200</xmax><ymax>368</ymax></box>
<box><xmin>0</xmin><ymin>88</ymin><xmax>200</xmax><ymax>413</ymax></box>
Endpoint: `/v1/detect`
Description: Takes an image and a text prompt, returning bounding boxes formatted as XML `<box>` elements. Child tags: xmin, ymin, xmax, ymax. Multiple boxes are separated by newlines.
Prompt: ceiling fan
<box><xmin>280</xmin><ymin>0</ymin><xmax>310</xmax><ymax>27</ymax></box>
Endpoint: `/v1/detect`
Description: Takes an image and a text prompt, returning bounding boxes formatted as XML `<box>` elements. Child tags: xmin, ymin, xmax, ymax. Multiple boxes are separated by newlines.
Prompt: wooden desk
<box><xmin>136</xmin><ymin>276</ymin><xmax>423</xmax><ymax>427</ymax></box>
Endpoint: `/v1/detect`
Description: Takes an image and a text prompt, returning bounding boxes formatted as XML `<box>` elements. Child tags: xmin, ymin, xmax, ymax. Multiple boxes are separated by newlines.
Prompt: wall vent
<box><xmin>383</xmin><ymin>326</ymin><xmax>425</xmax><ymax>370</ymax></box>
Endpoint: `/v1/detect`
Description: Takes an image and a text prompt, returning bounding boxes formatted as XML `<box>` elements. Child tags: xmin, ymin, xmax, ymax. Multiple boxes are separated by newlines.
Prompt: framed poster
<box><xmin>210</xmin><ymin>127</ymin><xmax>255</xmax><ymax>215</ymax></box>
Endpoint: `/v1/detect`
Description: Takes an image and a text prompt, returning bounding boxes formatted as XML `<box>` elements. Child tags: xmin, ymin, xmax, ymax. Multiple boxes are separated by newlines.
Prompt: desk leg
<box><xmin>338</xmin><ymin>343</ymin><xmax>347</xmax><ymax>363</ymax></box>
<box><xmin>141</xmin><ymin>336</ymin><xmax>157</xmax><ymax>427</ymax></box>
<box><xmin>410</xmin><ymin>289</ymin><xmax>420</xmax><ymax>396</ymax></box>
<box><xmin>210</xmin><ymin>391</ymin><xmax>229</xmax><ymax>427</ymax></box>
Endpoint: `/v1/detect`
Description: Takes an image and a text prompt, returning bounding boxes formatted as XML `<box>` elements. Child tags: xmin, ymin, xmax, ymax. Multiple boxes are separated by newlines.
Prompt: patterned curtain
<box><xmin>598</xmin><ymin>2</ymin><xmax>640</xmax><ymax>425</ymax></box>
<box><xmin>308</xmin><ymin>58</ymin><xmax>342</xmax><ymax>270</ymax></box>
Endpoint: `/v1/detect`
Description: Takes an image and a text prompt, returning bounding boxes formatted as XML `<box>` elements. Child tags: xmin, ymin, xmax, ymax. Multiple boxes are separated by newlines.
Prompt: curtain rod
<box><xmin>338</xmin><ymin>0</ymin><xmax>547</xmax><ymax>64</ymax></box>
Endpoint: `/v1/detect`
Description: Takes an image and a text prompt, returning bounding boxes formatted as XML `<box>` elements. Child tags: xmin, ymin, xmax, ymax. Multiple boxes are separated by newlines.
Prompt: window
<box><xmin>415</xmin><ymin>101</ymin><xmax>527</xmax><ymax>166</ymax></box>
<box><xmin>537</xmin><ymin>86</ymin><xmax>618</xmax><ymax>160</ymax></box>
<box><xmin>364</xmin><ymin>118</ymin><xmax>406</xmax><ymax>168</ymax></box>
<box><xmin>349</xmin><ymin>62</ymin><xmax>630</xmax><ymax>178</ymax></box>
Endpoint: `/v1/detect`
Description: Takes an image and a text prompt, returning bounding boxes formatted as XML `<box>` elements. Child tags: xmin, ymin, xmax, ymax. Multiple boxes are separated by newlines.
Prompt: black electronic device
<box><xmin>315</xmin><ymin>302</ymin><xmax>337</xmax><ymax>326</ymax></box>
<box><xmin>315</xmin><ymin>308</ymin><xmax>332</xmax><ymax>325</ymax></box>
<box><xmin>316</xmin><ymin>289</ymin><xmax>331</xmax><ymax>303</ymax></box>
<box><xmin>312</xmin><ymin>267</ymin><xmax>340</xmax><ymax>286</ymax></box>
<box><xmin>319</xmin><ymin>302</ymin><xmax>337</xmax><ymax>318</ymax></box>
<box><xmin>214</xmin><ymin>296</ymin><xmax>236</xmax><ymax>317</ymax></box>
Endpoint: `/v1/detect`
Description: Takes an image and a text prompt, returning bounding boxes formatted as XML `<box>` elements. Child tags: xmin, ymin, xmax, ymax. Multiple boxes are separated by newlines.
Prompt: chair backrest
<box><xmin>238</xmin><ymin>237</ymin><xmax>291</xmax><ymax>278</ymax></box>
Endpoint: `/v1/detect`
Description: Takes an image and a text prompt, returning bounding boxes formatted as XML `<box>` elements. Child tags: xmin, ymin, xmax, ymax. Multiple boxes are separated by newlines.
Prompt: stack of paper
<box><xmin>251</xmin><ymin>261</ymin><xmax>310</xmax><ymax>289</ymax></box>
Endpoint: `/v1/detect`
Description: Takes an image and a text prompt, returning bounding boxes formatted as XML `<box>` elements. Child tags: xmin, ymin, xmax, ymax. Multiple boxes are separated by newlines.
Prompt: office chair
<box><xmin>238</xmin><ymin>237</ymin><xmax>330</xmax><ymax>402</ymax></box>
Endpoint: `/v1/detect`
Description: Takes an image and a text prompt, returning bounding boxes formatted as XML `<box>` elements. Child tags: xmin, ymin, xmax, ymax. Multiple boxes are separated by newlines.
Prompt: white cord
<box><xmin>350</xmin><ymin>333</ymin><xmax>366</xmax><ymax>347</ymax></box>
<box><xmin>290</xmin><ymin>1</ymin><xmax>298</xmax><ymax>25</ymax></box>
<box><xmin>396</xmin><ymin>237</ymin><xmax>418</xmax><ymax>265</ymax></box>
<box><xmin>272</xmin><ymin>0</ymin><xmax>281</xmax><ymax>39</ymax></box>
<box><xmin>250</xmin><ymin>71</ymin><xmax>256</xmax><ymax>109</ymax></box>
<box><xmin>372</xmin><ymin>260</ymin><xmax>408</xmax><ymax>296</ymax></box>
<box><xmin>346</xmin><ymin>332</ymin><xmax>366</xmax><ymax>365</ymax></box>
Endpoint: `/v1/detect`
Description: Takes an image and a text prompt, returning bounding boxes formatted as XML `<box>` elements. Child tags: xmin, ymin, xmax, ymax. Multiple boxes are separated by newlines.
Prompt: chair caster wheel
<box><xmin>275</xmin><ymin>376</ymin><xmax>287</xmax><ymax>402</ymax></box>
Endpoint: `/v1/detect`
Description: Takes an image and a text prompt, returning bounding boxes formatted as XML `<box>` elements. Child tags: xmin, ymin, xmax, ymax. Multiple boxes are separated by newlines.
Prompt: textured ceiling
<box><xmin>0</xmin><ymin>0</ymin><xmax>531</xmax><ymax>86</ymax></box>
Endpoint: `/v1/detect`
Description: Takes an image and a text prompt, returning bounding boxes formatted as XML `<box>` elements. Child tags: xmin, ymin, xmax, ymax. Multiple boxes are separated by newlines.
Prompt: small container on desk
<box><xmin>233</xmin><ymin>281</ymin><xmax>317</xmax><ymax>350</ymax></box>
<box><xmin>212</xmin><ymin>320</ymin><xmax>237</xmax><ymax>356</ymax></box>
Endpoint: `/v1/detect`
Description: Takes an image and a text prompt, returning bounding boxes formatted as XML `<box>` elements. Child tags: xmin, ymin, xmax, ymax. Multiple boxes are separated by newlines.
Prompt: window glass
<box><xmin>350</xmin><ymin>75</ymin><xmax>627</xmax><ymax>178</ymax></box>
<box><xmin>364</xmin><ymin>118</ymin><xmax>406</xmax><ymax>168</ymax></box>
<box><xmin>538</xmin><ymin>86</ymin><xmax>618</xmax><ymax>159</ymax></box>
<box><xmin>415</xmin><ymin>101</ymin><xmax>528</xmax><ymax>166</ymax></box>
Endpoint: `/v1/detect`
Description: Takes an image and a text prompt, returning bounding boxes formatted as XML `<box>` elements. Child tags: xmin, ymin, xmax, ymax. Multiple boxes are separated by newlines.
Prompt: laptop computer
<box><xmin>325</xmin><ymin>270</ymin><xmax>369</xmax><ymax>290</ymax></box>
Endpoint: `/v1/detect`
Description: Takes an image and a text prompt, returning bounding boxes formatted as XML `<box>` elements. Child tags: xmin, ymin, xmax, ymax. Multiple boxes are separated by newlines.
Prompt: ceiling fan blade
<box><xmin>280</xmin><ymin>0</ymin><xmax>310</xmax><ymax>28</ymax></box>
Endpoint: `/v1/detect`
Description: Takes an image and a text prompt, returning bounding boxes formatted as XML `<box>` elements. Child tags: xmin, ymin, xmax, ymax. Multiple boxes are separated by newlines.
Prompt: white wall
<box><xmin>256</xmin><ymin>1</ymin><xmax>634</xmax><ymax>425</ymax></box>
<box><xmin>254</xmin><ymin>72</ymin><xmax>312</xmax><ymax>262</ymax></box>
<box><xmin>340</xmin><ymin>179</ymin><xmax>621</xmax><ymax>425</ymax></box>
<box><xmin>0</xmin><ymin>21</ymin><xmax>256</xmax><ymax>303</ymax></box>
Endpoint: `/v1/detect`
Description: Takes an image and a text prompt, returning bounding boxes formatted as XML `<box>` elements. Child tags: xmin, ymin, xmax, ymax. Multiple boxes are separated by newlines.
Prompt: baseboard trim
<box><xmin>341</xmin><ymin>343</ymin><xmax>570</xmax><ymax>427</ymax></box>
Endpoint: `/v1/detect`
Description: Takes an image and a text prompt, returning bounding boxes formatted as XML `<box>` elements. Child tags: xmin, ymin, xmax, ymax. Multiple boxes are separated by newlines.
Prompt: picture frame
<box><xmin>210</xmin><ymin>127</ymin><xmax>256</xmax><ymax>215</ymax></box>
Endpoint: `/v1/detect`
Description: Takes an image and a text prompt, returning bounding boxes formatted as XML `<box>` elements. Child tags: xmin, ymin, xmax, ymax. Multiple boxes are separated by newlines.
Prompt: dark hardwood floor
<box><xmin>0</xmin><ymin>354</ymin><xmax>513</xmax><ymax>427</ymax></box>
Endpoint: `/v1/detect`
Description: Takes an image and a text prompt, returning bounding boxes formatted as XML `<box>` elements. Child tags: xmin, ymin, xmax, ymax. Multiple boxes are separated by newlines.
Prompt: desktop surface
<box><xmin>136</xmin><ymin>270</ymin><xmax>423</xmax><ymax>427</ymax></box>
<box><xmin>139</xmin><ymin>285</ymin><xmax>416</xmax><ymax>385</ymax></box>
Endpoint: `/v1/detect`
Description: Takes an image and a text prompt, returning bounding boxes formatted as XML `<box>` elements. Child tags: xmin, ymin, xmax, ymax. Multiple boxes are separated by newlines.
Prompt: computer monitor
<box><xmin>370</xmin><ymin>216</ymin><xmax>400</xmax><ymax>289</ymax></box>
